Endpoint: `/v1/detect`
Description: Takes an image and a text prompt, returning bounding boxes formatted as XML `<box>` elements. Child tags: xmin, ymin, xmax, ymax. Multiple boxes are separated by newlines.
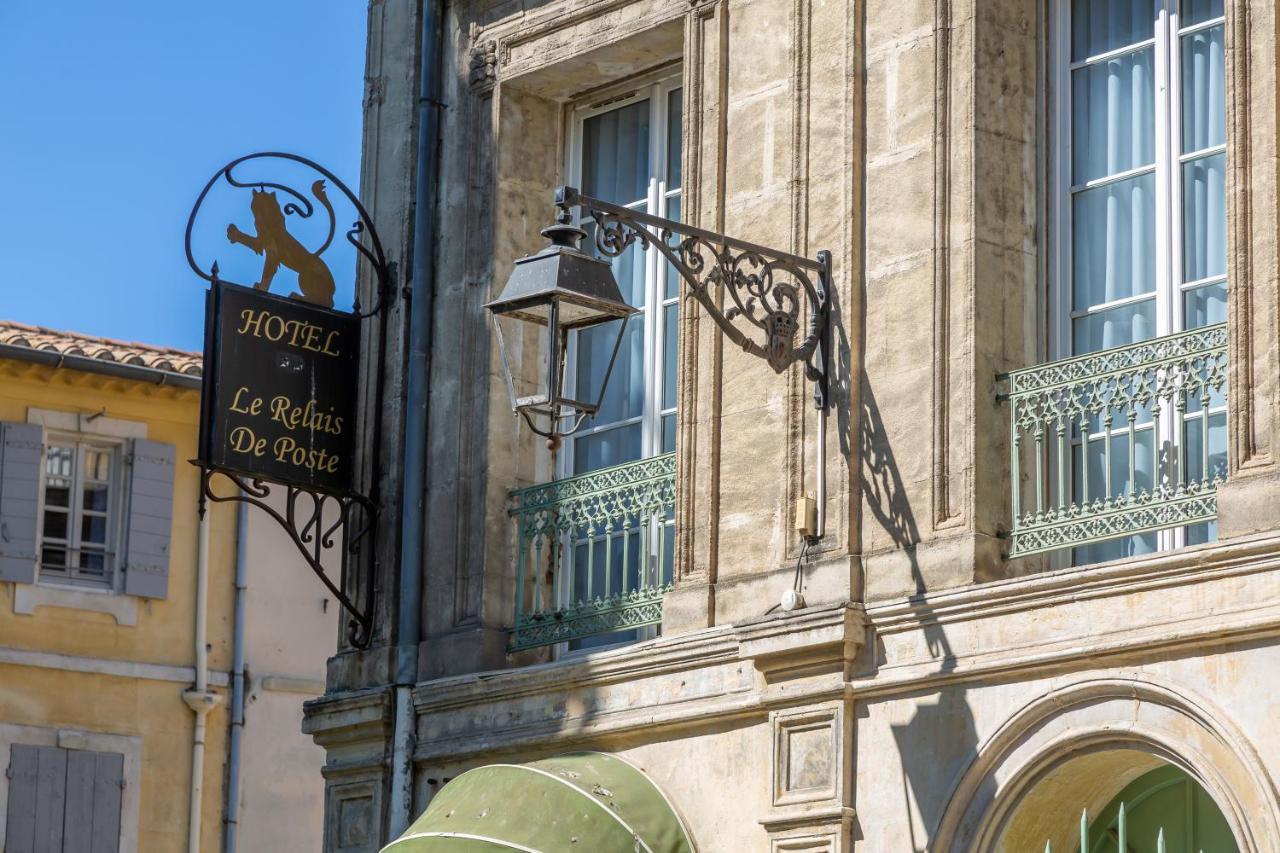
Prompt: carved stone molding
<box><xmin>468</xmin><ymin>40</ymin><xmax>498</xmax><ymax>91</ymax></box>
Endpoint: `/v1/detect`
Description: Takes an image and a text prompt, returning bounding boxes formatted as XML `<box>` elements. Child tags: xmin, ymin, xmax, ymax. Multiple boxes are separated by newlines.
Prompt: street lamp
<box><xmin>485</xmin><ymin>207</ymin><xmax>639</xmax><ymax>445</ymax></box>
<box><xmin>489</xmin><ymin>185</ymin><xmax>833</xmax><ymax>446</ymax></box>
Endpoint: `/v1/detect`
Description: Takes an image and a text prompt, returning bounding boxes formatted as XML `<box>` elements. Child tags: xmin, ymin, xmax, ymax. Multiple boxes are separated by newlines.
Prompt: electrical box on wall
<box><xmin>794</xmin><ymin>493</ymin><xmax>817</xmax><ymax>539</ymax></box>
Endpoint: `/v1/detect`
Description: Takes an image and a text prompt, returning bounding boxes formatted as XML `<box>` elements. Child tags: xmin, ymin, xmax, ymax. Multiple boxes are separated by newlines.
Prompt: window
<box><xmin>39</xmin><ymin>437</ymin><xmax>122</xmax><ymax>588</ymax></box>
<box><xmin>565</xmin><ymin>74</ymin><xmax>682</xmax><ymax>476</ymax></box>
<box><xmin>4</xmin><ymin>744</ymin><xmax>124</xmax><ymax>852</ymax></box>
<box><xmin>1050</xmin><ymin>0</ymin><xmax>1227</xmax><ymax>562</ymax></box>
<box><xmin>556</xmin><ymin>74</ymin><xmax>682</xmax><ymax>650</ymax></box>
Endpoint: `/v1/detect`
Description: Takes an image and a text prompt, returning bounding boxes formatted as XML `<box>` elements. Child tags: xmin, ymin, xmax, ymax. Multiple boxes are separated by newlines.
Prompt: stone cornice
<box><xmin>868</xmin><ymin>530</ymin><xmax>1280</xmax><ymax>634</ymax></box>
<box><xmin>412</xmin><ymin>623</ymin><xmax>741</xmax><ymax>712</ymax></box>
<box><xmin>302</xmin><ymin>685</ymin><xmax>395</xmax><ymax>746</ymax></box>
<box><xmin>857</xmin><ymin>532</ymin><xmax>1280</xmax><ymax>696</ymax></box>
<box><xmin>471</xmin><ymin>0</ymin><xmax>690</xmax><ymax>85</ymax></box>
<box><xmin>410</xmin><ymin>603</ymin><xmax>863</xmax><ymax>763</ymax></box>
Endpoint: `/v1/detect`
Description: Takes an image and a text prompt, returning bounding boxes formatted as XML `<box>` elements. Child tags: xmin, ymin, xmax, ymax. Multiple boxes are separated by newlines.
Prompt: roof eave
<box><xmin>0</xmin><ymin>342</ymin><xmax>202</xmax><ymax>390</ymax></box>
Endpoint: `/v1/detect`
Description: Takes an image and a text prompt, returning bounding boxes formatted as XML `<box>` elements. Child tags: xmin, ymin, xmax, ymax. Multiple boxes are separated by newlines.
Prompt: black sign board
<box><xmin>199</xmin><ymin>280</ymin><xmax>360</xmax><ymax>494</ymax></box>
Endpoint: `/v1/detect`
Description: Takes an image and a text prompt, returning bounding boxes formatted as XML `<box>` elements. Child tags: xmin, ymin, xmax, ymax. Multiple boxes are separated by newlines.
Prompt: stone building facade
<box><xmin>304</xmin><ymin>0</ymin><xmax>1280</xmax><ymax>849</ymax></box>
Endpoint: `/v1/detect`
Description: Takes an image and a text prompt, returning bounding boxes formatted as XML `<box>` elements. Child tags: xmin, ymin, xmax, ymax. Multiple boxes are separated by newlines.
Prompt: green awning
<box><xmin>383</xmin><ymin>751</ymin><xmax>695</xmax><ymax>853</ymax></box>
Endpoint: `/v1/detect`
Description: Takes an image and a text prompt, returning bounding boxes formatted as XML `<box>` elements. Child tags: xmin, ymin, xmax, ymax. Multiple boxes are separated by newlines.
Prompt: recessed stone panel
<box><xmin>773</xmin><ymin>704</ymin><xmax>843</xmax><ymax>807</ymax></box>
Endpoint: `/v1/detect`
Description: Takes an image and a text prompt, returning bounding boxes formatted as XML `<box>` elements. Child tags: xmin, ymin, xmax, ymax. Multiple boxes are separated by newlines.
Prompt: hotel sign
<box><xmin>199</xmin><ymin>280</ymin><xmax>359</xmax><ymax>494</ymax></box>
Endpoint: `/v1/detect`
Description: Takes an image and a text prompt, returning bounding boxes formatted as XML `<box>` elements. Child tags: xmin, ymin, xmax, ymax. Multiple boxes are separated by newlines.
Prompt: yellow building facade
<box><xmin>0</xmin><ymin>322</ymin><xmax>232</xmax><ymax>851</ymax></box>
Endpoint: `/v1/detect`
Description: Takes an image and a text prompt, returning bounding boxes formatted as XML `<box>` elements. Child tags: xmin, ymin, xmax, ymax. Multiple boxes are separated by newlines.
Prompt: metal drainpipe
<box><xmin>183</xmin><ymin>500</ymin><xmax>221</xmax><ymax>853</ymax></box>
<box><xmin>389</xmin><ymin>0</ymin><xmax>444</xmax><ymax>837</ymax></box>
<box><xmin>222</xmin><ymin>501</ymin><xmax>249</xmax><ymax>853</ymax></box>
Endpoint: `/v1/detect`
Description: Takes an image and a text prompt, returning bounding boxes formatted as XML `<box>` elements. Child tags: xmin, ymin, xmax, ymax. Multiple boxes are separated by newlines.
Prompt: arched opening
<box><xmin>1079</xmin><ymin>764</ymin><xmax>1237</xmax><ymax>852</ymax></box>
<box><xmin>995</xmin><ymin>749</ymin><xmax>1239</xmax><ymax>852</ymax></box>
<box><xmin>931</xmin><ymin>678</ymin><xmax>1280</xmax><ymax>852</ymax></box>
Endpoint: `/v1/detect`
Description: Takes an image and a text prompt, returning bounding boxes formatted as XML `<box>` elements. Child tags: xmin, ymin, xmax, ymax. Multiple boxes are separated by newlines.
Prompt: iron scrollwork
<box><xmin>185</xmin><ymin>151</ymin><xmax>391</xmax><ymax>318</ymax></box>
<box><xmin>558</xmin><ymin>186</ymin><xmax>832</xmax><ymax>408</ymax></box>
<box><xmin>201</xmin><ymin>468</ymin><xmax>378</xmax><ymax>648</ymax></box>
<box><xmin>187</xmin><ymin>152</ymin><xmax>392</xmax><ymax>649</ymax></box>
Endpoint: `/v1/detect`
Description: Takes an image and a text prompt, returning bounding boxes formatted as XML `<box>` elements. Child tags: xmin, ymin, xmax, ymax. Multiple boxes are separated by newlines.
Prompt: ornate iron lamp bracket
<box><xmin>557</xmin><ymin>186</ymin><xmax>833</xmax><ymax>409</ymax></box>
<box><xmin>200</xmin><ymin>468</ymin><xmax>379</xmax><ymax>648</ymax></box>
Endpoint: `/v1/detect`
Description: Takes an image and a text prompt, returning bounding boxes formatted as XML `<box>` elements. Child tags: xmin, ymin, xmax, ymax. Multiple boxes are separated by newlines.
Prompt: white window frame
<box><xmin>37</xmin><ymin>432</ymin><xmax>126</xmax><ymax>591</ymax></box>
<box><xmin>1049</xmin><ymin>0</ymin><xmax>1228</xmax><ymax>555</ymax></box>
<box><xmin>553</xmin><ymin>70</ymin><xmax>682</xmax><ymax>654</ymax></box>
<box><xmin>562</xmin><ymin>70</ymin><xmax>682</xmax><ymax>479</ymax></box>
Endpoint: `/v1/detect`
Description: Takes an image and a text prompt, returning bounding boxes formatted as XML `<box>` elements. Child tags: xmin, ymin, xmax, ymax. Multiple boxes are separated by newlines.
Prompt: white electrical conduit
<box><xmin>183</xmin><ymin>500</ymin><xmax>221</xmax><ymax>853</ymax></box>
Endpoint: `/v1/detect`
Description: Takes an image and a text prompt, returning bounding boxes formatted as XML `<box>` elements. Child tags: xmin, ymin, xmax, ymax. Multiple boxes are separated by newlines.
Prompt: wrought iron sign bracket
<box><xmin>556</xmin><ymin>186</ymin><xmax>833</xmax><ymax>410</ymax></box>
<box><xmin>198</xmin><ymin>468</ymin><xmax>379</xmax><ymax>648</ymax></box>
<box><xmin>187</xmin><ymin>152</ymin><xmax>395</xmax><ymax>650</ymax></box>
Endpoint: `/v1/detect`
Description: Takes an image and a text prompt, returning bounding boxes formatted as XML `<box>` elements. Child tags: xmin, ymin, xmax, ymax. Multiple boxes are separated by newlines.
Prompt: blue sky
<box><xmin>0</xmin><ymin>2</ymin><xmax>368</xmax><ymax>351</ymax></box>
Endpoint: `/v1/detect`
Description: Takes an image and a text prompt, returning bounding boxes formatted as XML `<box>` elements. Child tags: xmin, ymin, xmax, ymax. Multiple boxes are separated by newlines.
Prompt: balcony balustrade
<box><xmin>507</xmin><ymin>452</ymin><xmax>676</xmax><ymax>651</ymax></box>
<box><xmin>1001</xmin><ymin>324</ymin><xmax>1228</xmax><ymax>558</ymax></box>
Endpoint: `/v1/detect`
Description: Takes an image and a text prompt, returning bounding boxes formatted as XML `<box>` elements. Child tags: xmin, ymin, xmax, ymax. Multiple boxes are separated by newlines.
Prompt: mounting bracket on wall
<box><xmin>488</xmin><ymin>186</ymin><xmax>835</xmax><ymax>541</ymax></box>
<box><xmin>198</xmin><ymin>468</ymin><xmax>379</xmax><ymax>647</ymax></box>
<box><xmin>558</xmin><ymin>185</ymin><xmax>833</xmax><ymax>410</ymax></box>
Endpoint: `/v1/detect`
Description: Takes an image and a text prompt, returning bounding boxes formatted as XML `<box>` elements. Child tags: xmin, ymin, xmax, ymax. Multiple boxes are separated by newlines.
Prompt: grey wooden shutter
<box><xmin>4</xmin><ymin>744</ymin><xmax>66</xmax><ymax>853</ymax></box>
<box><xmin>122</xmin><ymin>438</ymin><xmax>176</xmax><ymax>599</ymax></box>
<box><xmin>4</xmin><ymin>745</ymin><xmax>123</xmax><ymax>853</ymax></box>
<box><xmin>0</xmin><ymin>422</ymin><xmax>43</xmax><ymax>584</ymax></box>
<box><xmin>62</xmin><ymin>750</ymin><xmax>124</xmax><ymax>853</ymax></box>
<box><xmin>5</xmin><ymin>744</ymin><xmax>40</xmax><ymax>852</ymax></box>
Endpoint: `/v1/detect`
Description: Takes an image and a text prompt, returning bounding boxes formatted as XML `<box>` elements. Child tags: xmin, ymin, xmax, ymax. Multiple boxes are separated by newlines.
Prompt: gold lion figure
<box><xmin>226</xmin><ymin>181</ymin><xmax>336</xmax><ymax>308</ymax></box>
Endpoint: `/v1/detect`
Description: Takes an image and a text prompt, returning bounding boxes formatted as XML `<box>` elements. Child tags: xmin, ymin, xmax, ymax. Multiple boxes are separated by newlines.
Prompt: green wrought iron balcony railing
<box><xmin>507</xmin><ymin>452</ymin><xmax>676</xmax><ymax>651</ymax></box>
<box><xmin>1000</xmin><ymin>323</ymin><xmax>1228</xmax><ymax>558</ymax></box>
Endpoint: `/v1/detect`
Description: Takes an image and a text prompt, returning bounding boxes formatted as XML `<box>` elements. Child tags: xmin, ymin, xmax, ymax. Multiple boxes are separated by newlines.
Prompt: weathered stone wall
<box><xmin>303</xmin><ymin>0</ymin><xmax>1280</xmax><ymax>849</ymax></box>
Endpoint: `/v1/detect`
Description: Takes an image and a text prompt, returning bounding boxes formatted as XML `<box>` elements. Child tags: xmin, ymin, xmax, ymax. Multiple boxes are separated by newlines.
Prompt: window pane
<box><xmin>42</xmin><ymin>509</ymin><xmax>68</xmax><ymax>541</ymax></box>
<box><xmin>577</xmin><ymin>317</ymin><xmax>644</xmax><ymax>425</ymax></box>
<box><xmin>45</xmin><ymin>483</ymin><xmax>70</xmax><ymax>509</ymax></box>
<box><xmin>1073</xmin><ymin>298</ymin><xmax>1156</xmax><ymax>353</ymax></box>
<box><xmin>1180</xmin><ymin>0</ymin><xmax>1223</xmax><ymax>27</ymax></box>
<box><xmin>582</xmin><ymin>219</ymin><xmax>647</xmax><ymax>306</ymax></box>
<box><xmin>1184</xmin><ymin>281</ymin><xmax>1226</xmax><ymax>328</ymax></box>
<box><xmin>1072</xmin><ymin>0</ymin><xmax>1157</xmax><ymax>61</ymax></box>
<box><xmin>1072</xmin><ymin>172</ymin><xmax>1157</xmax><ymax>311</ymax></box>
<box><xmin>42</xmin><ymin>546</ymin><xmax>67</xmax><ymax>568</ymax></box>
<box><xmin>573</xmin><ymin>423</ymin><xmax>643</xmax><ymax>475</ymax></box>
<box><xmin>1072</xmin><ymin>49</ymin><xmax>1156</xmax><ymax>182</ymax></box>
<box><xmin>664</xmin><ymin>195</ymin><xmax>682</xmax><ymax>300</ymax></box>
<box><xmin>666</xmin><ymin>88</ymin><xmax>683</xmax><ymax>189</ymax></box>
<box><xmin>46</xmin><ymin>445</ymin><xmax>73</xmax><ymax>479</ymax></box>
<box><xmin>582</xmin><ymin>99</ymin><xmax>650</xmax><ymax>206</ymax></box>
<box><xmin>78</xmin><ymin>551</ymin><xmax>106</xmax><ymax>576</ymax></box>
<box><xmin>1186</xmin><ymin>520</ymin><xmax>1216</xmax><ymax>545</ymax></box>
<box><xmin>84</xmin><ymin>448</ymin><xmax>112</xmax><ymax>482</ymax></box>
<box><xmin>662</xmin><ymin>303</ymin><xmax>678</xmax><ymax>411</ymax></box>
<box><xmin>1075</xmin><ymin>532</ymin><xmax>1159</xmax><ymax>565</ymax></box>
<box><xmin>1181</xmin><ymin>25</ymin><xmax>1225</xmax><ymax>153</ymax></box>
<box><xmin>1182</xmin><ymin>152</ymin><xmax>1227</xmax><ymax>282</ymax></box>
<box><xmin>81</xmin><ymin>514</ymin><xmax>107</xmax><ymax>546</ymax></box>
<box><xmin>662</xmin><ymin>414</ymin><xmax>676</xmax><ymax>453</ymax></box>
<box><xmin>83</xmin><ymin>483</ymin><xmax>109</xmax><ymax>513</ymax></box>
<box><xmin>1183</xmin><ymin>409</ymin><xmax>1228</xmax><ymax>484</ymax></box>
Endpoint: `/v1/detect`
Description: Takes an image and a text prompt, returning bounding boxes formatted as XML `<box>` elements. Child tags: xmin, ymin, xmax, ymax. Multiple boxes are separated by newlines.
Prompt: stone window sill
<box><xmin>12</xmin><ymin>582</ymin><xmax>138</xmax><ymax>626</ymax></box>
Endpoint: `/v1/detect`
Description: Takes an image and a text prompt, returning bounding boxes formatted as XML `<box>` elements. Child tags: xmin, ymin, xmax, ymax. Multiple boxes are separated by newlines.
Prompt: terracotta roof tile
<box><xmin>0</xmin><ymin>320</ymin><xmax>203</xmax><ymax>377</ymax></box>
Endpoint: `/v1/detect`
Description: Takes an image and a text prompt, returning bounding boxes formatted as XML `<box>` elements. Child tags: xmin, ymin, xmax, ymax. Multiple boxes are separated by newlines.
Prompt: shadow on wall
<box><xmin>861</xmin><ymin>380</ymin><xmax>989</xmax><ymax>851</ymax></box>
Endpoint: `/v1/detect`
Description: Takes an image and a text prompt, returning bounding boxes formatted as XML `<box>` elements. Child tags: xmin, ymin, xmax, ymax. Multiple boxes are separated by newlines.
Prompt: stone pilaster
<box><xmin>1216</xmin><ymin>0</ymin><xmax>1280</xmax><ymax>538</ymax></box>
<box><xmin>303</xmin><ymin>688</ymin><xmax>395</xmax><ymax>853</ymax></box>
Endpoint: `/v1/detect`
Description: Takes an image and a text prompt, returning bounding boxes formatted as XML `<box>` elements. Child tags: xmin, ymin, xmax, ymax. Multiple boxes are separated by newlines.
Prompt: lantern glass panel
<box><xmin>491</xmin><ymin>308</ymin><xmax>552</xmax><ymax>409</ymax></box>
